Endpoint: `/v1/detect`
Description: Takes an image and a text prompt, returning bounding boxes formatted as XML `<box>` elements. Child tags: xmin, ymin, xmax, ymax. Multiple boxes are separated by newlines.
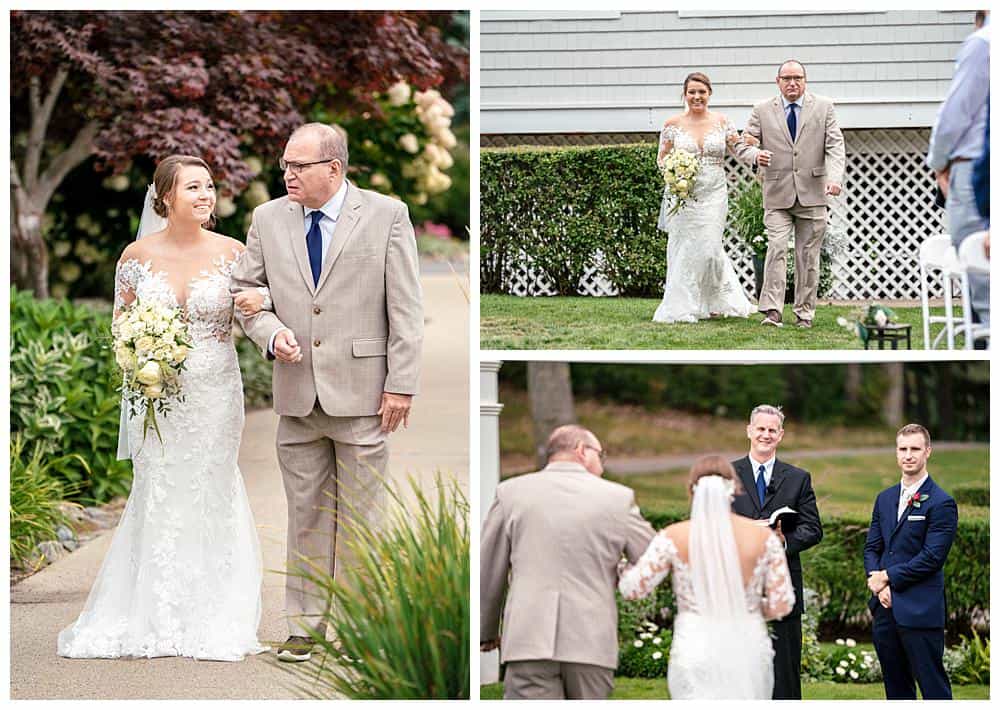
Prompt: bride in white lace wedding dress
<box><xmin>58</xmin><ymin>156</ymin><xmax>268</xmax><ymax>661</ymax></box>
<box><xmin>618</xmin><ymin>456</ymin><xmax>794</xmax><ymax>699</ymax></box>
<box><xmin>653</xmin><ymin>72</ymin><xmax>754</xmax><ymax>323</ymax></box>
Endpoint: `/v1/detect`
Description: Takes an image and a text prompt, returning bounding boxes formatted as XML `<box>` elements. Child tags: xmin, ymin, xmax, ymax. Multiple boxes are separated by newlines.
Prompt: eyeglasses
<box><xmin>279</xmin><ymin>157</ymin><xmax>336</xmax><ymax>174</ymax></box>
<box><xmin>778</xmin><ymin>75</ymin><xmax>805</xmax><ymax>83</ymax></box>
<box><xmin>583</xmin><ymin>444</ymin><xmax>607</xmax><ymax>463</ymax></box>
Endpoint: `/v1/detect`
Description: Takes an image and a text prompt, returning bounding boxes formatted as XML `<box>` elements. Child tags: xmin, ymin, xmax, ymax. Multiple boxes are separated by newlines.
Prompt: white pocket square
<box><xmin>907</xmin><ymin>515</ymin><xmax>926</xmax><ymax>521</ymax></box>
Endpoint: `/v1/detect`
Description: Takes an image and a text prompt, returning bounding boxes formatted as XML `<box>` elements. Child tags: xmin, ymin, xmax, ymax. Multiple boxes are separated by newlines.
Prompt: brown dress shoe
<box><xmin>795</xmin><ymin>317</ymin><xmax>813</xmax><ymax>329</ymax></box>
<box><xmin>760</xmin><ymin>310</ymin><xmax>783</xmax><ymax>327</ymax></box>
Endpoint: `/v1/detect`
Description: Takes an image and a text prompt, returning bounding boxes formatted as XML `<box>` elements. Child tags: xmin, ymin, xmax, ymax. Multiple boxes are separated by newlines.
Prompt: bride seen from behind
<box><xmin>618</xmin><ymin>455</ymin><xmax>794</xmax><ymax>699</ymax></box>
<box><xmin>57</xmin><ymin>155</ymin><xmax>268</xmax><ymax>661</ymax></box>
<box><xmin>653</xmin><ymin>72</ymin><xmax>756</xmax><ymax>324</ymax></box>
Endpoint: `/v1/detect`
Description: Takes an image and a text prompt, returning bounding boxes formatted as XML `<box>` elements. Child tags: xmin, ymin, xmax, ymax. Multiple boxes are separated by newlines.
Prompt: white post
<box><xmin>479</xmin><ymin>360</ymin><xmax>503</xmax><ymax>685</ymax></box>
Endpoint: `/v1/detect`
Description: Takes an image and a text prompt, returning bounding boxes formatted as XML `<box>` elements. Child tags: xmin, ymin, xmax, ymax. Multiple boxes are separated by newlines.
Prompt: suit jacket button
<box><xmin>313</xmin><ymin>339</ymin><xmax>321</xmax><ymax>347</ymax></box>
<box><xmin>313</xmin><ymin>306</ymin><xmax>321</xmax><ymax>315</ymax></box>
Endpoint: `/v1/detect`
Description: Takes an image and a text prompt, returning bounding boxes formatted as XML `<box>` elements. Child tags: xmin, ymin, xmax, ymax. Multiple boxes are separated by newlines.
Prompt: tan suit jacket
<box><xmin>734</xmin><ymin>92</ymin><xmax>845</xmax><ymax>210</ymax></box>
<box><xmin>480</xmin><ymin>462</ymin><xmax>655</xmax><ymax>670</ymax></box>
<box><xmin>231</xmin><ymin>183</ymin><xmax>423</xmax><ymax>417</ymax></box>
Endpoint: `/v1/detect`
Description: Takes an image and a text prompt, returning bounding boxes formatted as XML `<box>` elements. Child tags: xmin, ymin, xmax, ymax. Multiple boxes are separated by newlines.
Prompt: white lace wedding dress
<box><xmin>618</xmin><ymin>478</ymin><xmax>795</xmax><ymax>699</ymax></box>
<box><xmin>57</xmin><ymin>251</ymin><xmax>267</xmax><ymax>661</ymax></box>
<box><xmin>653</xmin><ymin>121</ymin><xmax>755</xmax><ymax>323</ymax></box>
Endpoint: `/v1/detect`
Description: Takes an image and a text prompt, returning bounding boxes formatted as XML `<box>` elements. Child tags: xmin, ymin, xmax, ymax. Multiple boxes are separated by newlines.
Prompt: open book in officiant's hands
<box><xmin>754</xmin><ymin>507</ymin><xmax>799</xmax><ymax>534</ymax></box>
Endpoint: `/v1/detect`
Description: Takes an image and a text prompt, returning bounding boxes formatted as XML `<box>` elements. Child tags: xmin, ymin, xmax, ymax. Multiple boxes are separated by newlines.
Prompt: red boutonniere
<box><xmin>908</xmin><ymin>492</ymin><xmax>930</xmax><ymax>508</ymax></box>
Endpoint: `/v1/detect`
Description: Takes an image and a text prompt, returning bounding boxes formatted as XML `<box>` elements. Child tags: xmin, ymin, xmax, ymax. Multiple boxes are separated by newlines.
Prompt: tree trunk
<box><xmin>11</xmin><ymin>185</ymin><xmax>49</xmax><ymax>297</ymax></box>
<box><xmin>844</xmin><ymin>363</ymin><xmax>862</xmax><ymax>406</ymax></box>
<box><xmin>938</xmin><ymin>365</ymin><xmax>955</xmax><ymax>439</ymax></box>
<box><xmin>881</xmin><ymin>363</ymin><xmax>905</xmax><ymax>428</ymax></box>
<box><xmin>527</xmin><ymin>362</ymin><xmax>575</xmax><ymax>469</ymax></box>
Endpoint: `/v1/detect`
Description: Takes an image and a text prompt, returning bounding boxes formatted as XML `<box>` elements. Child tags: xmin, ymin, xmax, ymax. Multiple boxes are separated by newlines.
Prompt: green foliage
<box><xmin>825</xmin><ymin>640</ymin><xmax>882</xmax><ymax>683</ymax></box>
<box><xmin>730</xmin><ymin>179</ymin><xmax>767</xmax><ymax>257</ymax></box>
<box><xmin>9</xmin><ymin>434</ymin><xmax>83</xmax><ymax>566</ymax></box>
<box><xmin>10</xmin><ymin>287</ymin><xmax>133</xmax><ymax>503</ymax></box>
<box><xmin>800</xmin><ymin>514</ymin><xmax>988</xmax><ymax>637</ymax></box>
<box><xmin>800</xmin><ymin>589</ymin><xmax>828</xmax><ymax>682</ymax></box>
<box><xmin>279</xmin><ymin>475</ymin><xmax>469</xmax><ymax>699</ymax></box>
<box><xmin>943</xmin><ymin>629</ymin><xmax>990</xmax><ymax>685</ymax></box>
<box><xmin>617</xmin><ymin>623</ymin><xmax>671</xmax><ymax>678</ymax></box>
<box><xmin>481</xmin><ymin>144</ymin><xmax>668</xmax><ymax>296</ymax></box>
<box><xmin>952</xmin><ymin>483</ymin><xmax>989</xmax><ymax>508</ymax></box>
<box><xmin>235</xmin><ymin>332</ymin><xmax>273</xmax><ymax>409</ymax></box>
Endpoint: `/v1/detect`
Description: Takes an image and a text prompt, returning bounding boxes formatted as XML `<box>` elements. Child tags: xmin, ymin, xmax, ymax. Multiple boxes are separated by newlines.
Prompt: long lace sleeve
<box><xmin>657</xmin><ymin>125</ymin><xmax>676</xmax><ymax>169</ymax></box>
<box><xmin>618</xmin><ymin>532</ymin><xmax>676</xmax><ymax>600</ymax></box>
<box><xmin>113</xmin><ymin>259</ymin><xmax>143</xmax><ymax>320</ymax></box>
<box><xmin>760</xmin><ymin>533</ymin><xmax>795</xmax><ymax>620</ymax></box>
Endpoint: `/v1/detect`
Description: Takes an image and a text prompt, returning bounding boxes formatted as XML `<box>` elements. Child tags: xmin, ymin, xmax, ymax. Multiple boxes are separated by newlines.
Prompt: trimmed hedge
<box><xmin>952</xmin><ymin>484</ymin><xmax>989</xmax><ymax>508</ymax></box>
<box><xmin>642</xmin><ymin>510</ymin><xmax>988</xmax><ymax>637</ymax></box>
<box><xmin>481</xmin><ymin>144</ymin><xmax>667</xmax><ymax>296</ymax></box>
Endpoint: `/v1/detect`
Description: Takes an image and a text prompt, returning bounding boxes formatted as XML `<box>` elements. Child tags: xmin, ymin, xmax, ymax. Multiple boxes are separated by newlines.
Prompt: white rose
<box><xmin>399</xmin><ymin>133</ymin><xmax>420</xmax><ymax>154</ymax></box>
<box><xmin>135</xmin><ymin>336</ymin><xmax>155</xmax><ymax>354</ymax></box>
<box><xmin>136</xmin><ymin>361</ymin><xmax>162</xmax><ymax>386</ymax></box>
<box><xmin>118</xmin><ymin>321</ymin><xmax>134</xmax><ymax>340</ymax></box>
<box><xmin>143</xmin><ymin>383</ymin><xmax>164</xmax><ymax>399</ymax></box>
<box><xmin>114</xmin><ymin>345</ymin><xmax>132</xmax><ymax>370</ymax></box>
<box><xmin>386</xmin><ymin>80</ymin><xmax>411</xmax><ymax>106</ymax></box>
<box><xmin>172</xmin><ymin>345</ymin><xmax>189</xmax><ymax>363</ymax></box>
<box><xmin>675</xmin><ymin>179</ymin><xmax>688</xmax><ymax>191</ymax></box>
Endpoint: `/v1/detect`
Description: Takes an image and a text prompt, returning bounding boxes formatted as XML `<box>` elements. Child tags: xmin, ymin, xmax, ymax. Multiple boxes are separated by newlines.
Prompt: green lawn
<box><xmin>481</xmin><ymin>296</ymin><xmax>959</xmax><ymax>350</ymax></box>
<box><xmin>479</xmin><ymin>679</ymin><xmax>989</xmax><ymax>700</ymax></box>
<box><xmin>617</xmin><ymin>448</ymin><xmax>989</xmax><ymax>519</ymax></box>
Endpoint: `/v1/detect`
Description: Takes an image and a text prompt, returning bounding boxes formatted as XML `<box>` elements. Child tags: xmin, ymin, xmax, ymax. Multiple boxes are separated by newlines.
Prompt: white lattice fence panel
<box><xmin>496</xmin><ymin>129</ymin><xmax>945</xmax><ymax>300</ymax></box>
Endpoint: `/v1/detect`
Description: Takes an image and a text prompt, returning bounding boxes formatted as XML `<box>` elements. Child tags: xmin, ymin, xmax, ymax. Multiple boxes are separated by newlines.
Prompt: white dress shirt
<box><xmin>268</xmin><ymin>181</ymin><xmax>350</xmax><ymax>355</ymax></box>
<box><xmin>897</xmin><ymin>473</ymin><xmax>929</xmax><ymax>521</ymax></box>
<box><xmin>749</xmin><ymin>454</ymin><xmax>777</xmax><ymax>488</ymax></box>
<box><xmin>781</xmin><ymin>96</ymin><xmax>803</xmax><ymax>129</ymax></box>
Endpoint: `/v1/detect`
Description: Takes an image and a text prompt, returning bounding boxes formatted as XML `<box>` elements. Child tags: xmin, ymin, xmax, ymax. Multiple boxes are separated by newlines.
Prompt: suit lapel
<box><xmin>314</xmin><ymin>183</ymin><xmax>363</xmax><ymax>294</ymax></box>
<box><xmin>890</xmin><ymin>477</ymin><xmax>933</xmax><ymax>540</ymax></box>
<box><xmin>735</xmin><ymin>457</ymin><xmax>760</xmax><ymax>515</ymax></box>
<box><xmin>794</xmin><ymin>93</ymin><xmax>814</xmax><ymax>145</ymax></box>
<box><xmin>283</xmin><ymin>200</ymin><xmax>316</xmax><ymax>295</ymax></box>
<box><xmin>773</xmin><ymin>97</ymin><xmax>793</xmax><ymax>146</ymax></box>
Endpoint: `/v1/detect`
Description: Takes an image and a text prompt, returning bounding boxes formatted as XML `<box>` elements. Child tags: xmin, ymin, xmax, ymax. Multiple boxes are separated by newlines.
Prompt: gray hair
<box><xmin>749</xmin><ymin>404</ymin><xmax>785</xmax><ymax>427</ymax></box>
<box><xmin>545</xmin><ymin>424</ymin><xmax>595</xmax><ymax>461</ymax></box>
<box><xmin>289</xmin><ymin>122</ymin><xmax>349</xmax><ymax>170</ymax></box>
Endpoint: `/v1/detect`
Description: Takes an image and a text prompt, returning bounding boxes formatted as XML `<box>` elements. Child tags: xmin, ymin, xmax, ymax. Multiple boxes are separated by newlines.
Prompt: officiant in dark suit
<box><xmin>732</xmin><ymin>404</ymin><xmax>823</xmax><ymax>699</ymax></box>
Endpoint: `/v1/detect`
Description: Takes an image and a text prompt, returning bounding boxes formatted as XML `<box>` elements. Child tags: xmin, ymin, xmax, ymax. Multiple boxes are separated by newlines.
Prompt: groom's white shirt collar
<box><xmin>781</xmin><ymin>95</ymin><xmax>803</xmax><ymax>111</ymax></box>
<box><xmin>748</xmin><ymin>454</ymin><xmax>776</xmax><ymax>486</ymax></box>
<box><xmin>897</xmin><ymin>472</ymin><xmax>929</xmax><ymax>520</ymax></box>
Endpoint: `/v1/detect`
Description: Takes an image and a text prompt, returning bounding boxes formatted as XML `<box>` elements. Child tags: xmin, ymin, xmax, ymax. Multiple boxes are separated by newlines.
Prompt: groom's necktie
<box><xmin>787</xmin><ymin>103</ymin><xmax>798</xmax><ymax>142</ymax></box>
<box><xmin>306</xmin><ymin>210</ymin><xmax>324</xmax><ymax>286</ymax></box>
<box><xmin>756</xmin><ymin>465</ymin><xmax>768</xmax><ymax>508</ymax></box>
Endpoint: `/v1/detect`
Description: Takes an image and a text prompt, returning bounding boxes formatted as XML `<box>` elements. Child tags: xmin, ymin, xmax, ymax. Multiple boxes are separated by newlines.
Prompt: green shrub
<box><xmin>952</xmin><ymin>484</ymin><xmax>989</xmax><ymax>508</ymax></box>
<box><xmin>278</xmin><ymin>474</ymin><xmax>469</xmax><ymax>699</ymax></box>
<box><xmin>826</xmin><ymin>639</ymin><xmax>882</xmax><ymax>683</ymax></box>
<box><xmin>235</xmin><ymin>331</ymin><xmax>273</xmax><ymax>409</ymax></box>
<box><xmin>10</xmin><ymin>287</ymin><xmax>133</xmax><ymax>503</ymax></box>
<box><xmin>943</xmin><ymin>629</ymin><xmax>990</xmax><ymax>685</ymax></box>
<box><xmin>617</xmin><ymin>623</ymin><xmax>671</xmax><ymax>678</ymax></box>
<box><xmin>800</xmin><ymin>588</ymin><xmax>829</xmax><ymax>681</ymax></box>
<box><xmin>10</xmin><ymin>434</ymin><xmax>83</xmax><ymax>566</ymax></box>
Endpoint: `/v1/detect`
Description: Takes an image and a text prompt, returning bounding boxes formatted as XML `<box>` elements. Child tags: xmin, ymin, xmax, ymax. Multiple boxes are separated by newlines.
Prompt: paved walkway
<box><xmin>10</xmin><ymin>272</ymin><xmax>469</xmax><ymax>700</ymax></box>
<box><xmin>605</xmin><ymin>442</ymin><xmax>987</xmax><ymax>477</ymax></box>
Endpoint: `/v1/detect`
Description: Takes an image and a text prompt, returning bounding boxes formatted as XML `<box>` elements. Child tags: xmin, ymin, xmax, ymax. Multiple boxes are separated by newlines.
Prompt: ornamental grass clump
<box><xmin>278</xmin><ymin>473</ymin><xmax>469</xmax><ymax>699</ymax></box>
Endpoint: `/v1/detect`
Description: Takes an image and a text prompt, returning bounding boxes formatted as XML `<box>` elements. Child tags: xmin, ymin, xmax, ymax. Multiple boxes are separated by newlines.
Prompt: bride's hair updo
<box><xmin>682</xmin><ymin>72</ymin><xmax>713</xmax><ymax>97</ymax></box>
<box><xmin>152</xmin><ymin>154</ymin><xmax>215</xmax><ymax>227</ymax></box>
<box><xmin>688</xmin><ymin>454</ymin><xmax>742</xmax><ymax>497</ymax></box>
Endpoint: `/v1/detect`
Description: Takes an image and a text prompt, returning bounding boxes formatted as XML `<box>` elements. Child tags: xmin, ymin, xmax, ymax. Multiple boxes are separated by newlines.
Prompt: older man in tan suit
<box><xmin>734</xmin><ymin>60</ymin><xmax>845</xmax><ymax>329</ymax></box>
<box><xmin>231</xmin><ymin>123</ymin><xmax>423</xmax><ymax>661</ymax></box>
<box><xmin>480</xmin><ymin>425</ymin><xmax>655</xmax><ymax>699</ymax></box>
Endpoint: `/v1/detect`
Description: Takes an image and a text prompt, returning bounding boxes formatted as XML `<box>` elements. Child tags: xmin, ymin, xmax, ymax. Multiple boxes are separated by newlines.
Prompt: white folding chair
<box><xmin>918</xmin><ymin>233</ymin><xmax>964</xmax><ymax>349</ymax></box>
<box><xmin>958</xmin><ymin>230</ymin><xmax>990</xmax><ymax>349</ymax></box>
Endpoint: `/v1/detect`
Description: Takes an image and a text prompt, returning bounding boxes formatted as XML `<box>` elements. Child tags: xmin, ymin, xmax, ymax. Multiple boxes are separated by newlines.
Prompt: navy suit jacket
<box><xmin>863</xmin><ymin>475</ymin><xmax>958</xmax><ymax>628</ymax></box>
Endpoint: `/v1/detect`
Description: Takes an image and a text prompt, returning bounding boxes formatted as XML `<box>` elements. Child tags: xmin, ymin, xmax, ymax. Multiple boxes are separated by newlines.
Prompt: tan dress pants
<box><xmin>276</xmin><ymin>407</ymin><xmax>387</xmax><ymax>636</ymax></box>
<box><xmin>504</xmin><ymin>660</ymin><xmax>614</xmax><ymax>700</ymax></box>
<box><xmin>759</xmin><ymin>199</ymin><xmax>827</xmax><ymax>321</ymax></box>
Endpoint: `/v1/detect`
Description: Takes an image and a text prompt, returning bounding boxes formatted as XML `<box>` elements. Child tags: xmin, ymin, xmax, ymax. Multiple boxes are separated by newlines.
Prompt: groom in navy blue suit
<box><xmin>863</xmin><ymin>424</ymin><xmax>958</xmax><ymax>700</ymax></box>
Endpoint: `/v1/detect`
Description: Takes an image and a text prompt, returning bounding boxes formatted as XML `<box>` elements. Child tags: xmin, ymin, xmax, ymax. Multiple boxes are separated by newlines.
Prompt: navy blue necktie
<box><xmin>756</xmin><ymin>465</ymin><xmax>768</xmax><ymax>508</ymax></box>
<box><xmin>787</xmin><ymin>103</ymin><xmax>798</xmax><ymax>142</ymax></box>
<box><xmin>306</xmin><ymin>210</ymin><xmax>324</xmax><ymax>286</ymax></box>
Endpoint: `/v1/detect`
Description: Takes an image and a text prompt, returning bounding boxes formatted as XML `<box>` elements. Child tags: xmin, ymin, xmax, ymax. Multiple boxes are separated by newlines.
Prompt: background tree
<box><xmin>527</xmin><ymin>362</ymin><xmax>575</xmax><ymax>468</ymax></box>
<box><xmin>11</xmin><ymin>10</ymin><xmax>468</xmax><ymax>297</ymax></box>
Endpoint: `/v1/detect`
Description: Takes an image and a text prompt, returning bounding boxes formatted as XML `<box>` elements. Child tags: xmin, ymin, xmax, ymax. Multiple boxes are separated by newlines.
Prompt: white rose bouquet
<box><xmin>112</xmin><ymin>298</ymin><xmax>192</xmax><ymax>445</ymax></box>
<box><xmin>661</xmin><ymin>149</ymin><xmax>701</xmax><ymax>216</ymax></box>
